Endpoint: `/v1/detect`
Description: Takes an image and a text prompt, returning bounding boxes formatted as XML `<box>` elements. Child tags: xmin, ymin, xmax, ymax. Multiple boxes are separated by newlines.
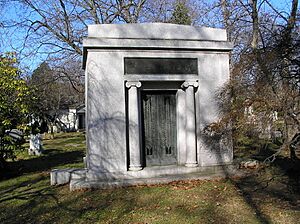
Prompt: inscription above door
<box><xmin>142</xmin><ymin>91</ymin><xmax>177</xmax><ymax>166</ymax></box>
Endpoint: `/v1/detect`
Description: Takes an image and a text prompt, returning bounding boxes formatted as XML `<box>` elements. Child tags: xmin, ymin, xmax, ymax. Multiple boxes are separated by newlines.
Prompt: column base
<box><xmin>129</xmin><ymin>166</ymin><xmax>143</xmax><ymax>171</ymax></box>
<box><xmin>185</xmin><ymin>163</ymin><xmax>198</xmax><ymax>167</ymax></box>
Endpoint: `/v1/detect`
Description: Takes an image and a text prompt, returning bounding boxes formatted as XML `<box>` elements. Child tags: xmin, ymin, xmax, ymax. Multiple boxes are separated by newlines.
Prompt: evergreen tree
<box><xmin>169</xmin><ymin>0</ymin><xmax>192</xmax><ymax>25</ymax></box>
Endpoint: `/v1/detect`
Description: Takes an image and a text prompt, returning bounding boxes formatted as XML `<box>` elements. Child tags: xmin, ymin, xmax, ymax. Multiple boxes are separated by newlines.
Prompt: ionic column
<box><xmin>125</xmin><ymin>81</ymin><xmax>142</xmax><ymax>171</ymax></box>
<box><xmin>182</xmin><ymin>81</ymin><xmax>198</xmax><ymax>167</ymax></box>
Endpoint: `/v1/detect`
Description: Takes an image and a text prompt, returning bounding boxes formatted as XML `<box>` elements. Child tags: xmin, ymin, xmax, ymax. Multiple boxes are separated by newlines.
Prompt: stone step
<box><xmin>85</xmin><ymin>164</ymin><xmax>235</xmax><ymax>181</ymax></box>
<box><xmin>69</xmin><ymin>167</ymin><xmax>245</xmax><ymax>191</ymax></box>
<box><xmin>50</xmin><ymin>168</ymin><xmax>87</xmax><ymax>185</ymax></box>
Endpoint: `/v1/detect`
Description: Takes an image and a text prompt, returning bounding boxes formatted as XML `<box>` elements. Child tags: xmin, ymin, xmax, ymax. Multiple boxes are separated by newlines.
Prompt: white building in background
<box><xmin>49</xmin><ymin>104</ymin><xmax>86</xmax><ymax>133</ymax></box>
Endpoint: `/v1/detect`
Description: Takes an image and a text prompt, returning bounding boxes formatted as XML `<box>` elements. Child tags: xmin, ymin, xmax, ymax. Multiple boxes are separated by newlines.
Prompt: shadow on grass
<box><xmin>0</xmin><ymin>174</ymin><xmax>62</xmax><ymax>224</ymax></box>
<box><xmin>0</xmin><ymin>182</ymin><xmax>136</xmax><ymax>224</ymax></box>
<box><xmin>1</xmin><ymin>156</ymin><xmax>299</xmax><ymax>223</ymax></box>
<box><xmin>0</xmin><ymin>175</ymin><xmax>56</xmax><ymax>203</ymax></box>
<box><xmin>200</xmin><ymin>131</ymin><xmax>300</xmax><ymax>224</ymax></box>
<box><xmin>1</xmin><ymin>150</ymin><xmax>84</xmax><ymax>180</ymax></box>
<box><xmin>222</xmin><ymin>155</ymin><xmax>299</xmax><ymax>224</ymax></box>
<box><xmin>230</xmin><ymin>160</ymin><xmax>300</xmax><ymax>223</ymax></box>
<box><xmin>1</xmin><ymin>127</ymin><xmax>299</xmax><ymax>223</ymax></box>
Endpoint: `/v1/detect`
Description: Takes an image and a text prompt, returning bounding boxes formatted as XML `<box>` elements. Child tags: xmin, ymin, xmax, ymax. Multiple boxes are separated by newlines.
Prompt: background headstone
<box><xmin>28</xmin><ymin>134</ymin><xmax>43</xmax><ymax>156</ymax></box>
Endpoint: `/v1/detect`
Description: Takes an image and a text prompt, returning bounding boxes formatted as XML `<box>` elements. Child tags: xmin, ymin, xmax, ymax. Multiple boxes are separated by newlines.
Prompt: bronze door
<box><xmin>142</xmin><ymin>91</ymin><xmax>177</xmax><ymax>166</ymax></box>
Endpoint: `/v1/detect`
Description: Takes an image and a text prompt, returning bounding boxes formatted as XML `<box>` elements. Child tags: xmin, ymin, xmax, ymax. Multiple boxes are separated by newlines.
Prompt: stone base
<box><xmin>55</xmin><ymin>165</ymin><xmax>241</xmax><ymax>191</ymax></box>
<box><xmin>50</xmin><ymin>164</ymin><xmax>240</xmax><ymax>190</ymax></box>
<box><xmin>70</xmin><ymin>166</ymin><xmax>245</xmax><ymax>191</ymax></box>
<box><xmin>128</xmin><ymin>165</ymin><xmax>143</xmax><ymax>171</ymax></box>
<box><xmin>185</xmin><ymin>163</ymin><xmax>198</xmax><ymax>167</ymax></box>
<box><xmin>50</xmin><ymin>168</ymin><xmax>87</xmax><ymax>185</ymax></box>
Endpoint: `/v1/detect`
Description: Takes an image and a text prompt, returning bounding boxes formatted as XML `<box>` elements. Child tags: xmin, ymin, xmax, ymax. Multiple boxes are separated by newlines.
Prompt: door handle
<box><xmin>165</xmin><ymin>146</ymin><xmax>172</xmax><ymax>154</ymax></box>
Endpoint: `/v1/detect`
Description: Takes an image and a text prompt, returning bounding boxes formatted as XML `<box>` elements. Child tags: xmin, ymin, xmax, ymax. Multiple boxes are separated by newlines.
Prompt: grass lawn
<box><xmin>0</xmin><ymin>132</ymin><xmax>299</xmax><ymax>223</ymax></box>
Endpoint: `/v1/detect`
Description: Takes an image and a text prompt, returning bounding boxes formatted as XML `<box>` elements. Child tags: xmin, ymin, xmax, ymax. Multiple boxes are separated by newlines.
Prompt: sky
<box><xmin>0</xmin><ymin>0</ymin><xmax>296</xmax><ymax>73</ymax></box>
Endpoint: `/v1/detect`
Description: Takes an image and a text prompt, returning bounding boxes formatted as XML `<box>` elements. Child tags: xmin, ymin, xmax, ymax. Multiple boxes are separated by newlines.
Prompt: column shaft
<box><xmin>126</xmin><ymin>81</ymin><xmax>142</xmax><ymax>171</ymax></box>
<box><xmin>184</xmin><ymin>83</ymin><xmax>198</xmax><ymax>167</ymax></box>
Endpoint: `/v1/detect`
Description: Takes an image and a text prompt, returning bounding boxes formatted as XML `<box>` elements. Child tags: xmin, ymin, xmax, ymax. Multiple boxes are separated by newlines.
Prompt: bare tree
<box><xmin>226</xmin><ymin>0</ymin><xmax>299</xmax><ymax>161</ymax></box>
<box><xmin>2</xmin><ymin>0</ymin><xmax>147</xmax><ymax>91</ymax></box>
<box><xmin>12</xmin><ymin>0</ymin><xmax>145</xmax><ymax>57</ymax></box>
<box><xmin>202</xmin><ymin>0</ymin><xmax>299</xmax><ymax>163</ymax></box>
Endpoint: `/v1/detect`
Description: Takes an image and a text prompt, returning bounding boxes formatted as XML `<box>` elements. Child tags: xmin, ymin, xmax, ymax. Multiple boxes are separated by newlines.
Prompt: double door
<box><xmin>142</xmin><ymin>91</ymin><xmax>177</xmax><ymax>166</ymax></box>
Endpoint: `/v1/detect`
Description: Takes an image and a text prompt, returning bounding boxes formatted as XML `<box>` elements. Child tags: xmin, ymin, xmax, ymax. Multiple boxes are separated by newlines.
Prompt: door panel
<box><xmin>142</xmin><ymin>92</ymin><xmax>177</xmax><ymax>166</ymax></box>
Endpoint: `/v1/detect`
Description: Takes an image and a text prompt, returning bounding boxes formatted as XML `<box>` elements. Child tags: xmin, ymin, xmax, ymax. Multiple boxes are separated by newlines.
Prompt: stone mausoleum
<box><xmin>51</xmin><ymin>23</ymin><xmax>233</xmax><ymax>189</ymax></box>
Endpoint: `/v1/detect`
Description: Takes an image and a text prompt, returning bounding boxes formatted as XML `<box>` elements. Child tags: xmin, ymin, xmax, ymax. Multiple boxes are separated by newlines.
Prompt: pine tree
<box><xmin>169</xmin><ymin>0</ymin><xmax>192</xmax><ymax>25</ymax></box>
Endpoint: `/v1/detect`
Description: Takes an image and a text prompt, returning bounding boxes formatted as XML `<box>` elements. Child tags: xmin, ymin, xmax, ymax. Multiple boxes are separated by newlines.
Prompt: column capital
<box><xmin>126</xmin><ymin>81</ymin><xmax>142</xmax><ymax>88</ymax></box>
<box><xmin>181</xmin><ymin>81</ymin><xmax>199</xmax><ymax>89</ymax></box>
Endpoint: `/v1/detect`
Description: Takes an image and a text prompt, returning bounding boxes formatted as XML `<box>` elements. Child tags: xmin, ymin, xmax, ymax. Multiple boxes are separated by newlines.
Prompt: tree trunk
<box><xmin>220</xmin><ymin>0</ymin><xmax>231</xmax><ymax>42</ymax></box>
<box><xmin>251</xmin><ymin>0</ymin><xmax>258</xmax><ymax>50</ymax></box>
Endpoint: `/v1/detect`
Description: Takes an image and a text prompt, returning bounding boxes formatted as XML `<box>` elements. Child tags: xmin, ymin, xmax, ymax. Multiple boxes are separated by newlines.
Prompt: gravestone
<box><xmin>28</xmin><ymin>134</ymin><xmax>43</xmax><ymax>156</ymax></box>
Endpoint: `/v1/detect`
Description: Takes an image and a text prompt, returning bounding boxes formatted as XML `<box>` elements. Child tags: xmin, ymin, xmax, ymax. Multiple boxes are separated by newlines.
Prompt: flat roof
<box><xmin>82</xmin><ymin>23</ymin><xmax>233</xmax><ymax>69</ymax></box>
<box><xmin>87</xmin><ymin>23</ymin><xmax>227</xmax><ymax>41</ymax></box>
